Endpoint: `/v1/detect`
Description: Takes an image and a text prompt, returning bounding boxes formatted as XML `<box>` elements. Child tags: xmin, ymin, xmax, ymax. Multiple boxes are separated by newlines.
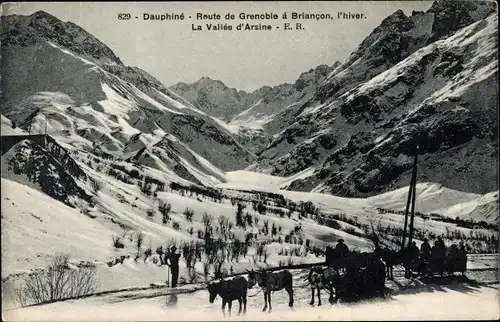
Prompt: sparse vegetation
<box><xmin>15</xmin><ymin>254</ymin><xmax>100</xmax><ymax>306</ymax></box>
<box><xmin>112</xmin><ymin>235</ymin><xmax>125</xmax><ymax>249</ymax></box>
<box><xmin>159</xmin><ymin>201</ymin><xmax>171</xmax><ymax>224</ymax></box>
<box><xmin>184</xmin><ymin>207</ymin><xmax>194</xmax><ymax>222</ymax></box>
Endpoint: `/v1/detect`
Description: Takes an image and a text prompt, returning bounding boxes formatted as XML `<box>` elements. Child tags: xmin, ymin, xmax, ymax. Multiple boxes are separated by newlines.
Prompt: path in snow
<box><xmin>4</xmin><ymin>255</ymin><xmax>499</xmax><ymax>321</ymax></box>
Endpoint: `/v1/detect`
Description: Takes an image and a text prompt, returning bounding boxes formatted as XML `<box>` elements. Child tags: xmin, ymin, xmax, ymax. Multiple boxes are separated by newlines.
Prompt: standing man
<box><xmin>166</xmin><ymin>246</ymin><xmax>181</xmax><ymax>287</ymax></box>
<box><xmin>420</xmin><ymin>238</ymin><xmax>431</xmax><ymax>259</ymax></box>
<box><xmin>335</xmin><ymin>239</ymin><xmax>349</xmax><ymax>257</ymax></box>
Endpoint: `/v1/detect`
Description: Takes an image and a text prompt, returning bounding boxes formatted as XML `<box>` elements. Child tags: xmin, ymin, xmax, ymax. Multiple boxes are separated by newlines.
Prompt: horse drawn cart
<box><xmin>401</xmin><ymin>244</ymin><xmax>467</xmax><ymax>278</ymax></box>
<box><xmin>421</xmin><ymin>246</ymin><xmax>467</xmax><ymax>277</ymax></box>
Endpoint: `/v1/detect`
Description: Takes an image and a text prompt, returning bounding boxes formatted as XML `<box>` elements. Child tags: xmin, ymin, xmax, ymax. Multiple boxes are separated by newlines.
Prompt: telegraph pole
<box><xmin>401</xmin><ymin>144</ymin><xmax>419</xmax><ymax>249</ymax></box>
<box><xmin>407</xmin><ymin>145</ymin><xmax>419</xmax><ymax>248</ymax></box>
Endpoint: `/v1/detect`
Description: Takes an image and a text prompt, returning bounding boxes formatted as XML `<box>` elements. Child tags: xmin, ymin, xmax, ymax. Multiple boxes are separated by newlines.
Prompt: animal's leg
<box><xmin>268</xmin><ymin>291</ymin><xmax>272</xmax><ymax>313</ymax></box>
<box><xmin>328</xmin><ymin>286</ymin><xmax>334</xmax><ymax>304</ymax></box>
<box><xmin>228</xmin><ymin>300</ymin><xmax>232</xmax><ymax>317</ymax></box>
<box><xmin>317</xmin><ymin>287</ymin><xmax>322</xmax><ymax>306</ymax></box>
<box><xmin>309</xmin><ymin>287</ymin><xmax>315</xmax><ymax>305</ymax></box>
<box><xmin>243</xmin><ymin>297</ymin><xmax>247</xmax><ymax>314</ymax></box>
<box><xmin>262</xmin><ymin>292</ymin><xmax>268</xmax><ymax>312</ymax></box>
<box><xmin>221</xmin><ymin>299</ymin><xmax>227</xmax><ymax>317</ymax></box>
<box><xmin>237</xmin><ymin>298</ymin><xmax>242</xmax><ymax>315</ymax></box>
<box><xmin>287</xmin><ymin>287</ymin><xmax>294</xmax><ymax>307</ymax></box>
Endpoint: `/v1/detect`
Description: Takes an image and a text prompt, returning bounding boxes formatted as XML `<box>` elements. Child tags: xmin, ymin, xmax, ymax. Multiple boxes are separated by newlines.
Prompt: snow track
<box><xmin>4</xmin><ymin>256</ymin><xmax>498</xmax><ymax>321</ymax></box>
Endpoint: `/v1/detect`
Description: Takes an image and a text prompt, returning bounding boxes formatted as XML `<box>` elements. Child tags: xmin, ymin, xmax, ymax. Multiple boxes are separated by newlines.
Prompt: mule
<box><xmin>330</xmin><ymin>258</ymin><xmax>386</xmax><ymax>303</ymax></box>
<box><xmin>247</xmin><ymin>269</ymin><xmax>294</xmax><ymax>313</ymax></box>
<box><xmin>207</xmin><ymin>276</ymin><xmax>248</xmax><ymax>317</ymax></box>
<box><xmin>308</xmin><ymin>266</ymin><xmax>336</xmax><ymax>306</ymax></box>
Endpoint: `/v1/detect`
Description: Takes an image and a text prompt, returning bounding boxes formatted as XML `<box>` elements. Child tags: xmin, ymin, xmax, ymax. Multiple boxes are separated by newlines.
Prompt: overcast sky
<box><xmin>3</xmin><ymin>1</ymin><xmax>433</xmax><ymax>92</ymax></box>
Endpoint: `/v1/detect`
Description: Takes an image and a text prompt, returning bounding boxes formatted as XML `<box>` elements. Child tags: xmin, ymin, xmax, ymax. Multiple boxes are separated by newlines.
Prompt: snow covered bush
<box><xmin>146</xmin><ymin>208</ymin><xmax>155</xmax><ymax>218</ymax></box>
<box><xmin>112</xmin><ymin>235</ymin><xmax>125</xmax><ymax>249</ymax></box>
<box><xmin>15</xmin><ymin>253</ymin><xmax>100</xmax><ymax>306</ymax></box>
<box><xmin>183</xmin><ymin>207</ymin><xmax>194</xmax><ymax>222</ymax></box>
<box><xmin>159</xmin><ymin>201</ymin><xmax>172</xmax><ymax>224</ymax></box>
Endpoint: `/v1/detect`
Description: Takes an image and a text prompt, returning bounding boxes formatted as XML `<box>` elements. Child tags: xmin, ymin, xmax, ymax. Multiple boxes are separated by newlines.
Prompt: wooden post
<box><xmin>401</xmin><ymin>183</ymin><xmax>414</xmax><ymax>249</ymax></box>
<box><xmin>407</xmin><ymin>145</ymin><xmax>419</xmax><ymax>247</ymax></box>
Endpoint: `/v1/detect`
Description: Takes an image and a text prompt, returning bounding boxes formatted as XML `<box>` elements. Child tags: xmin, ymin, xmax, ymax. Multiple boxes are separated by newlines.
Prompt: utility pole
<box><xmin>407</xmin><ymin>145</ymin><xmax>419</xmax><ymax>248</ymax></box>
<box><xmin>401</xmin><ymin>144</ymin><xmax>419</xmax><ymax>249</ymax></box>
<box><xmin>44</xmin><ymin>114</ymin><xmax>48</xmax><ymax>148</ymax></box>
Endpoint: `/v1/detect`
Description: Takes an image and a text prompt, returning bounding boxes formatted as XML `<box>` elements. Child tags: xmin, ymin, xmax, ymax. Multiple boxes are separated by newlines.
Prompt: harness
<box><xmin>247</xmin><ymin>286</ymin><xmax>265</xmax><ymax>297</ymax></box>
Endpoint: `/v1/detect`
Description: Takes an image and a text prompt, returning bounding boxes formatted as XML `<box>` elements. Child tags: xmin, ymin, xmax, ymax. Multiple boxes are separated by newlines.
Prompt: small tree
<box><xmin>112</xmin><ymin>236</ymin><xmax>125</xmax><ymax>249</ymax></box>
<box><xmin>235</xmin><ymin>203</ymin><xmax>246</xmax><ymax>228</ymax></box>
<box><xmin>172</xmin><ymin>221</ymin><xmax>180</xmax><ymax>230</ymax></box>
<box><xmin>159</xmin><ymin>201</ymin><xmax>172</xmax><ymax>224</ymax></box>
<box><xmin>245</xmin><ymin>213</ymin><xmax>253</xmax><ymax>226</ymax></box>
<box><xmin>202</xmin><ymin>212</ymin><xmax>213</xmax><ymax>227</ymax></box>
<box><xmin>146</xmin><ymin>208</ymin><xmax>155</xmax><ymax>218</ymax></box>
<box><xmin>144</xmin><ymin>247</ymin><xmax>152</xmax><ymax>263</ymax></box>
<box><xmin>135</xmin><ymin>231</ymin><xmax>144</xmax><ymax>261</ymax></box>
<box><xmin>271</xmin><ymin>223</ymin><xmax>277</xmax><ymax>236</ymax></box>
<box><xmin>184</xmin><ymin>208</ymin><xmax>194</xmax><ymax>222</ymax></box>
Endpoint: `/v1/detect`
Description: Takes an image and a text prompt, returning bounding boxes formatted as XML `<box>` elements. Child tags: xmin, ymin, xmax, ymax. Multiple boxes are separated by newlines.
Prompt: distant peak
<box><xmin>380</xmin><ymin>9</ymin><xmax>409</xmax><ymax>25</ymax></box>
<box><xmin>30</xmin><ymin>10</ymin><xmax>59</xmax><ymax>21</ymax></box>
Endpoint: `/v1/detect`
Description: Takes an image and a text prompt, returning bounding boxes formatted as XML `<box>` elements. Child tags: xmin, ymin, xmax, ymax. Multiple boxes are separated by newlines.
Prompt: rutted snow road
<box><xmin>4</xmin><ymin>255</ymin><xmax>499</xmax><ymax>321</ymax></box>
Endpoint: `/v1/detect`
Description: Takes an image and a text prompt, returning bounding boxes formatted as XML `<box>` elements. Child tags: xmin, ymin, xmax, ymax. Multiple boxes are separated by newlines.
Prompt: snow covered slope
<box><xmin>170</xmin><ymin>64</ymin><xmax>339</xmax><ymax>154</ymax></box>
<box><xmin>1</xmin><ymin>11</ymin><xmax>254</xmax><ymax>183</ymax></box>
<box><xmin>255</xmin><ymin>2</ymin><xmax>497</xmax><ymax>197</ymax></box>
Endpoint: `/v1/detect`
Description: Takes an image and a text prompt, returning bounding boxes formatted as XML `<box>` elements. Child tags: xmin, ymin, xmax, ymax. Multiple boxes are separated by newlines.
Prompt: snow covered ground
<box><xmin>3</xmin><ymin>263</ymin><xmax>498</xmax><ymax>321</ymax></box>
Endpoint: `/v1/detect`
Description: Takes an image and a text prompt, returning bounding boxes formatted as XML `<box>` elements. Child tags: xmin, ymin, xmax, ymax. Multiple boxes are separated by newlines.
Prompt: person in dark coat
<box><xmin>325</xmin><ymin>245</ymin><xmax>334</xmax><ymax>266</ymax></box>
<box><xmin>166</xmin><ymin>246</ymin><xmax>181</xmax><ymax>287</ymax></box>
<box><xmin>335</xmin><ymin>239</ymin><xmax>349</xmax><ymax>257</ymax></box>
<box><xmin>432</xmin><ymin>237</ymin><xmax>446</xmax><ymax>275</ymax></box>
<box><xmin>420</xmin><ymin>238</ymin><xmax>431</xmax><ymax>259</ymax></box>
<box><xmin>434</xmin><ymin>236</ymin><xmax>446</xmax><ymax>254</ymax></box>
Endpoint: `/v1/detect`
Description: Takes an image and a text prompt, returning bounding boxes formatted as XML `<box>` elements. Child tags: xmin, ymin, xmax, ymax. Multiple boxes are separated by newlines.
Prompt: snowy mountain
<box><xmin>169</xmin><ymin>77</ymin><xmax>265</xmax><ymax>122</ymax></box>
<box><xmin>170</xmin><ymin>64</ymin><xmax>339</xmax><ymax>154</ymax></box>
<box><xmin>1</xmin><ymin>10</ymin><xmax>255</xmax><ymax>183</ymax></box>
<box><xmin>254</xmin><ymin>1</ymin><xmax>498</xmax><ymax>197</ymax></box>
<box><xmin>1</xmin><ymin>4</ymin><xmax>498</xmax><ymax>314</ymax></box>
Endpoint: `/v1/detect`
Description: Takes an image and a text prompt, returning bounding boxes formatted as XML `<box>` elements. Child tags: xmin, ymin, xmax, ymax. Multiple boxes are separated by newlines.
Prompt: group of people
<box><xmin>406</xmin><ymin>236</ymin><xmax>467</xmax><ymax>275</ymax></box>
<box><xmin>408</xmin><ymin>236</ymin><xmax>466</xmax><ymax>260</ymax></box>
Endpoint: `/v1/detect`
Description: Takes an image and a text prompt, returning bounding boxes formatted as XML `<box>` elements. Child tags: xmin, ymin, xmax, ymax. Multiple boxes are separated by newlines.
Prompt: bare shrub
<box><xmin>144</xmin><ymin>247</ymin><xmax>152</xmax><ymax>263</ymax></box>
<box><xmin>15</xmin><ymin>254</ymin><xmax>100</xmax><ymax>306</ymax></box>
<box><xmin>202</xmin><ymin>212</ymin><xmax>213</xmax><ymax>227</ymax></box>
<box><xmin>172</xmin><ymin>221</ymin><xmax>180</xmax><ymax>230</ymax></box>
<box><xmin>146</xmin><ymin>208</ymin><xmax>155</xmax><ymax>218</ymax></box>
<box><xmin>135</xmin><ymin>231</ymin><xmax>144</xmax><ymax>261</ymax></box>
<box><xmin>159</xmin><ymin>201</ymin><xmax>172</xmax><ymax>224</ymax></box>
<box><xmin>112</xmin><ymin>235</ymin><xmax>125</xmax><ymax>249</ymax></box>
<box><xmin>90</xmin><ymin>178</ymin><xmax>101</xmax><ymax>193</ymax></box>
<box><xmin>184</xmin><ymin>207</ymin><xmax>194</xmax><ymax>222</ymax></box>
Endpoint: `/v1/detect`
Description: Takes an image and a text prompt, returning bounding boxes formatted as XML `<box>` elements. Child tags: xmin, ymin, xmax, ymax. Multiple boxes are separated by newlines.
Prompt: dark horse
<box><xmin>247</xmin><ymin>269</ymin><xmax>294</xmax><ymax>313</ymax></box>
<box><xmin>308</xmin><ymin>266</ymin><xmax>337</xmax><ymax>306</ymax></box>
<box><xmin>207</xmin><ymin>276</ymin><xmax>248</xmax><ymax>317</ymax></box>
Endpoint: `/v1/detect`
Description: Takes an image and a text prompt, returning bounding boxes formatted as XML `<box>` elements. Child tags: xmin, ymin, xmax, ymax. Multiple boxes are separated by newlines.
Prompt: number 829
<box><xmin>118</xmin><ymin>13</ymin><xmax>131</xmax><ymax>20</ymax></box>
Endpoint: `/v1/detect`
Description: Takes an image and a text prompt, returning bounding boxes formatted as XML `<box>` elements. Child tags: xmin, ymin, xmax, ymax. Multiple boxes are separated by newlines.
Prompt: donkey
<box><xmin>308</xmin><ymin>266</ymin><xmax>337</xmax><ymax>306</ymax></box>
<box><xmin>207</xmin><ymin>276</ymin><xmax>248</xmax><ymax>317</ymax></box>
<box><xmin>247</xmin><ymin>269</ymin><xmax>294</xmax><ymax>313</ymax></box>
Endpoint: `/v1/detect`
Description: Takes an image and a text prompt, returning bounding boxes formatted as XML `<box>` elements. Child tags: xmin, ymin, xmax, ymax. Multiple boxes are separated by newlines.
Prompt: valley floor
<box><xmin>3</xmin><ymin>255</ymin><xmax>499</xmax><ymax>321</ymax></box>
